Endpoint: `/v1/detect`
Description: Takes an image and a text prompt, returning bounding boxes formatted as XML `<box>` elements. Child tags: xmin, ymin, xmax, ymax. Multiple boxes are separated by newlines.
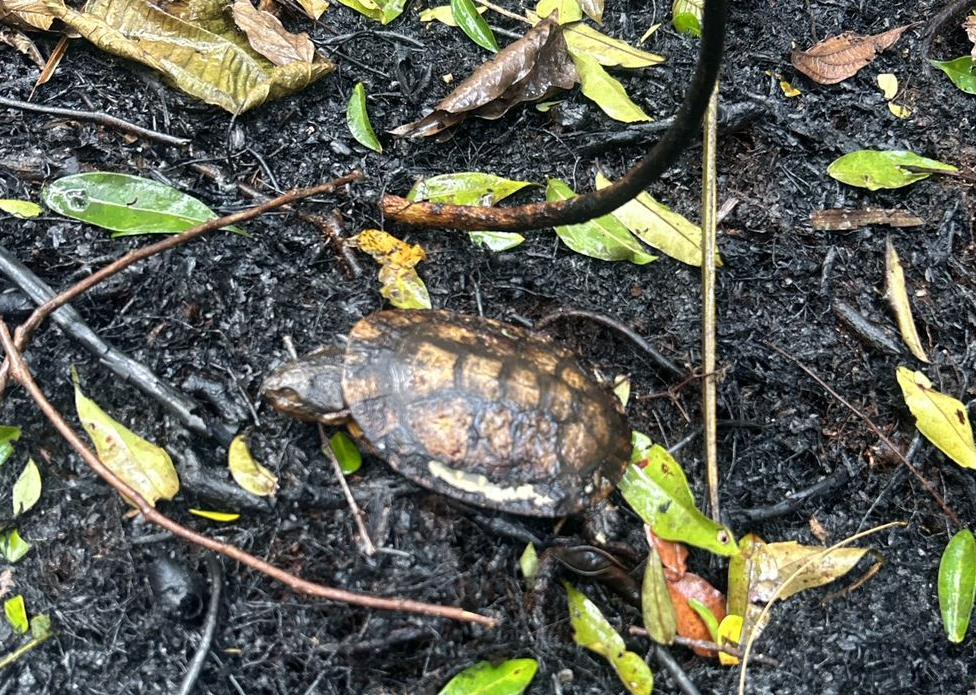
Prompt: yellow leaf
<box><xmin>884</xmin><ymin>238</ymin><xmax>928</xmax><ymax>362</ymax></box>
<box><xmin>73</xmin><ymin>368</ymin><xmax>179</xmax><ymax>506</ymax></box>
<box><xmin>562</xmin><ymin>21</ymin><xmax>663</xmax><ymax>68</ymax></box>
<box><xmin>0</xmin><ymin>199</ymin><xmax>42</xmax><ymax>218</ymax></box>
<box><xmin>351</xmin><ymin>230</ymin><xmax>431</xmax><ymax>309</ymax></box>
<box><xmin>189</xmin><ymin>508</ymin><xmax>241</xmax><ymax>522</ymax></box>
<box><xmin>569</xmin><ymin>50</ymin><xmax>650</xmax><ymax>123</ymax></box>
<box><xmin>887</xmin><ymin>102</ymin><xmax>911</xmax><ymax>118</ymax></box>
<box><xmin>293</xmin><ymin>0</ymin><xmax>328</xmax><ymax>19</ymax></box>
<box><xmin>717</xmin><ymin>614</ymin><xmax>742</xmax><ymax>666</ymax></box>
<box><xmin>877</xmin><ymin>72</ymin><xmax>898</xmax><ymax>99</ymax></box>
<box><xmin>754</xmin><ymin>541</ymin><xmax>868</xmax><ymax>602</ymax></box>
<box><xmin>228</xmin><ymin>434</ymin><xmax>278</xmax><ymax>497</ymax></box>
<box><xmin>897</xmin><ymin>367</ymin><xmax>976</xmax><ymax>469</ymax></box>
<box><xmin>779</xmin><ymin>79</ymin><xmax>801</xmax><ymax>97</ymax></box>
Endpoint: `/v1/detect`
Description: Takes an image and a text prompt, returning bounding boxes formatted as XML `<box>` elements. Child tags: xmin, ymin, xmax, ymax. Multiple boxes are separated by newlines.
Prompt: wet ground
<box><xmin>1</xmin><ymin>0</ymin><xmax>975</xmax><ymax>693</ymax></box>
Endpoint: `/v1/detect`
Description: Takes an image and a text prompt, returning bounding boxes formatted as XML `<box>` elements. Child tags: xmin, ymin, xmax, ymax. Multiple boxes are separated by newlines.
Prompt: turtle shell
<box><xmin>340</xmin><ymin>310</ymin><xmax>632</xmax><ymax>516</ymax></box>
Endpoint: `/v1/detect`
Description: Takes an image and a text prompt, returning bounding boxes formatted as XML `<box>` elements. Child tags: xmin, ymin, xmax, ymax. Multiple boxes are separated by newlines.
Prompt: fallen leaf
<box><xmin>672</xmin><ymin>0</ymin><xmax>702</xmax><ymax>37</ymax></box>
<box><xmin>827</xmin><ymin>150</ymin><xmax>957</xmax><ymax>190</ymax></box>
<box><xmin>668</xmin><ymin>573</ymin><xmax>726</xmax><ymax>656</ymax></box>
<box><xmin>569</xmin><ymin>49</ymin><xmax>650</xmax><ymax>122</ymax></box>
<box><xmin>717</xmin><ymin>614</ymin><xmax>743</xmax><ymax>666</ymax></box>
<box><xmin>810</xmin><ymin>208</ymin><xmax>923</xmax><ymax>231</ymax></box>
<box><xmin>351</xmin><ymin>230</ymin><xmax>431</xmax><ymax>309</ymax></box>
<box><xmin>779</xmin><ymin>78</ymin><xmax>801</xmax><ymax>97</ymax></box>
<box><xmin>4</xmin><ymin>595</ymin><xmax>27</xmax><ymax>634</ymax></box>
<box><xmin>0</xmin><ymin>26</ymin><xmax>44</xmax><ymax>66</ymax></box>
<box><xmin>877</xmin><ymin>72</ymin><xmax>898</xmax><ymax>99</ymax></box>
<box><xmin>897</xmin><ymin>367</ymin><xmax>976</xmax><ymax>470</ymax></box>
<box><xmin>328</xmin><ymin>431</ymin><xmax>362</xmax><ymax>474</ymax></box>
<box><xmin>791</xmin><ymin>25</ymin><xmax>909</xmax><ymax>85</ymax></box>
<box><xmin>437</xmin><ymin>659</ymin><xmax>538</xmax><ymax>695</ymax></box>
<box><xmin>451</xmin><ymin>0</ymin><xmax>497</xmax><ymax>51</ymax></box>
<box><xmin>641</xmin><ymin>541</ymin><xmax>677</xmax><ymax>645</ymax></box>
<box><xmin>536</xmin><ymin>0</ymin><xmax>581</xmax><ymax>24</ymax></box>
<box><xmin>559</xmin><ymin>21</ymin><xmax>663</xmax><ymax>68</ymax></box>
<box><xmin>346</xmin><ymin>82</ymin><xmax>383</xmax><ymax>152</ymax></box>
<box><xmin>0</xmin><ymin>0</ymin><xmax>58</xmax><ymax>30</ymax></box>
<box><xmin>189</xmin><ymin>509</ymin><xmax>241</xmax><ymax>522</ymax></box>
<box><xmin>930</xmin><ymin>55</ymin><xmax>976</xmax><ymax>94</ymax></box>
<box><xmin>73</xmin><ymin>368</ymin><xmax>179</xmax><ymax>507</ymax></box>
<box><xmin>291</xmin><ymin>0</ymin><xmax>328</xmax><ymax>20</ymax></box>
<box><xmin>939</xmin><ymin>529</ymin><xmax>976</xmax><ymax>643</ymax></box>
<box><xmin>578</xmin><ymin>0</ymin><xmax>602</xmax><ymax>23</ymax></box>
<box><xmin>749</xmin><ymin>540</ymin><xmax>868</xmax><ymax>603</ymax></box>
<box><xmin>0</xmin><ymin>199</ymin><xmax>42</xmax><ymax>218</ymax></box>
<box><xmin>0</xmin><ymin>425</ymin><xmax>20</xmax><ymax>467</ymax></box>
<box><xmin>887</xmin><ymin>102</ymin><xmax>911</xmax><ymax>118</ymax></box>
<box><xmin>228</xmin><ymin>434</ymin><xmax>278</xmax><ymax>497</ymax></box>
<box><xmin>232</xmin><ymin>0</ymin><xmax>315</xmax><ymax>66</ymax></box>
<box><xmin>968</xmin><ymin>14</ymin><xmax>976</xmax><ymax>58</ymax></box>
<box><xmin>0</xmin><ymin>530</ymin><xmax>29</xmax><ymax>563</ymax></box>
<box><xmin>336</xmin><ymin>0</ymin><xmax>405</xmax><ymax>23</ymax></box>
<box><xmin>520</xmin><ymin>542</ymin><xmax>539</xmax><ymax>584</ymax></box>
<box><xmin>390</xmin><ymin>17</ymin><xmax>578</xmax><ymax>137</ymax></box>
<box><xmin>12</xmin><ymin>458</ymin><xmax>41</xmax><ymax>515</ymax></box>
<box><xmin>420</xmin><ymin>3</ymin><xmax>485</xmax><ymax>25</ymax></box>
<box><xmin>884</xmin><ymin>238</ymin><xmax>929</xmax><ymax>362</ymax></box>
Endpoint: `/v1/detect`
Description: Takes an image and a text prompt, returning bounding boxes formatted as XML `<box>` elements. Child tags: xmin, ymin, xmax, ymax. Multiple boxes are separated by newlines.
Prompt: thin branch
<box><xmin>0</xmin><ymin>324</ymin><xmax>493</xmax><ymax>626</ymax></box>
<box><xmin>701</xmin><ymin>82</ymin><xmax>720</xmax><ymax>522</ymax></box>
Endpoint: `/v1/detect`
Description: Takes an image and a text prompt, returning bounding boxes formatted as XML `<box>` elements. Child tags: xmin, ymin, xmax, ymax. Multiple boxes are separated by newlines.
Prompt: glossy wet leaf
<box><xmin>560</xmin><ymin>21</ymin><xmax>663</xmax><ymax>68</ymax></box>
<box><xmin>0</xmin><ymin>529</ymin><xmax>29</xmax><ymax>562</ymax></box>
<box><xmin>12</xmin><ymin>457</ymin><xmax>41</xmax><ymax>515</ymax></box>
<box><xmin>930</xmin><ymin>56</ymin><xmax>976</xmax><ymax>95</ymax></box>
<box><xmin>569</xmin><ymin>50</ymin><xmax>650</xmax><ymax>122</ymax></box>
<box><xmin>0</xmin><ymin>425</ymin><xmax>21</xmax><ymax>467</ymax></box>
<box><xmin>641</xmin><ymin>543</ymin><xmax>676</xmax><ymax>644</ymax></box>
<box><xmin>884</xmin><ymin>238</ymin><xmax>928</xmax><ymax>362</ymax></box>
<box><xmin>565</xmin><ymin>582</ymin><xmax>653</xmax><ymax>695</ymax></box>
<box><xmin>228</xmin><ymin>434</ymin><xmax>278</xmax><ymax>497</ymax></box>
<box><xmin>328</xmin><ymin>431</ymin><xmax>362</xmax><ymax>474</ymax></box>
<box><xmin>827</xmin><ymin>150</ymin><xmax>957</xmax><ymax>191</ymax></box>
<box><xmin>672</xmin><ymin>0</ymin><xmax>702</xmax><ymax>37</ymax></box>
<box><xmin>51</xmin><ymin>0</ymin><xmax>333</xmax><ymax>113</ymax></box>
<box><xmin>547</xmin><ymin>179</ymin><xmax>656</xmax><ymax>264</ymax></box>
<box><xmin>233</xmin><ymin>0</ymin><xmax>315</xmax><ymax>65</ymax></box>
<box><xmin>189</xmin><ymin>508</ymin><xmax>241</xmax><ymax>522</ymax></box>
<box><xmin>451</xmin><ymin>0</ymin><xmax>498</xmax><ymax>51</ymax></box>
<box><xmin>4</xmin><ymin>595</ymin><xmax>27</xmax><ymax>634</ymax></box>
<box><xmin>939</xmin><ymin>529</ymin><xmax>976</xmax><ymax>643</ymax></box>
<box><xmin>791</xmin><ymin>25</ymin><xmax>909</xmax><ymax>85</ymax></box>
<box><xmin>336</xmin><ymin>0</ymin><xmax>406</xmax><ymax>24</ymax></box>
<box><xmin>42</xmin><ymin>173</ymin><xmax>238</xmax><ymax>237</ymax></box>
<box><xmin>346</xmin><ymin>82</ymin><xmax>383</xmax><ymax>152</ymax></box>
<box><xmin>351</xmin><ymin>230</ymin><xmax>431</xmax><ymax>309</ymax></box>
<box><xmin>897</xmin><ymin>367</ymin><xmax>976</xmax><ymax>469</ymax></box>
<box><xmin>391</xmin><ymin>18</ymin><xmax>577</xmax><ymax>137</ymax></box>
<box><xmin>620</xmin><ymin>444</ymin><xmax>737</xmax><ymax>555</ymax></box>
<box><xmin>437</xmin><ymin>658</ymin><xmax>538</xmax><ymax>695</ymax></box>
<box><xmin>420</xmin><ymin>3</ymin><xmax>485</xmax><ymax>26</ymax></box>
<box><xmin>536</xmin><ymin>0</ymin><xmax>581</xmax><ymax>24</ymax></box>
<box><xmin>0</xmin><ymin>199</ymin><xmax>41</xmax><ymax>218</ymax></box>
<box><xmin>73</xmin><ymin>367</ymin><xmax>179</xmax><ymax>507</ymax></box>
<box><xmin>595</xmin><ymin>171</ymin><xmax>716</xmax><ymax>266</ymax></box>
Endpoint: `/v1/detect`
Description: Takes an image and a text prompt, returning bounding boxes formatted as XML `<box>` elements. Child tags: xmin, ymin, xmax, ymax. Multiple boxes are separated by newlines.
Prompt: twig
<box><xmin>701</xmin><ymin>81</ymin><xmax>720</xmax><ymax>522</ymax></box>
<box><xmin>765</xmin><ymin>342</ymin><xmax>960</xmax><ymax>528</ymax></box>
<box><xmin>318</xmin><ymin>424</ymin><xmax>377</xmax><ymax>557</ymax></box>
<box><xmin>653</xmin><ymin>644</ymin><xmax>703</xmax><ymax>695</ymax></box>
<box><xmin>474</xmin><ymin>0</ymin><xmax>530</xmax><ymax>23</ymax></box>
<box><xmin>176</xmin><ymin>553</ymin><xmax>223</xmax><ymax>695</ymax></box>
<box><xmin>0</xmin><ymin>322</ymin><xmax>494</xmax><ymax>626</ymax></box>
<box><xmin>0</xmin><ymin>95</ymin><xmax>191</xmax><ymax>148</ymax></box>
<box><xmin>629</xmin><ymin>626</ymin><xmax>779</xmax><ymax>667</ymax></box>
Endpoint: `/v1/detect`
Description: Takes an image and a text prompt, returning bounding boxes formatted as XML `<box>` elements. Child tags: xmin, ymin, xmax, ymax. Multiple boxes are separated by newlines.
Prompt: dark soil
<box><xmin>1</xmin><ymin>0</ymin><xmax>975</xmax><ymax>693</ymax></box>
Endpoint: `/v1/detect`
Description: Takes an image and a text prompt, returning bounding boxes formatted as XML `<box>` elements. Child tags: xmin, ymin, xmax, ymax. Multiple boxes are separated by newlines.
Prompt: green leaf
<box><xmin>437</xmin><ymin>658</ymin><xmax>538</xmax><ymax>695</ymax></box>
<box><xmin>337</xmin><ymin>0</ymin><xmax>407</xmax><ymax>24</ymax></box>
<box><xmin>546</xmin><ymin>179</ymin><xmax>656</xmax><ymax>264</ymax></box>
<box><xmin>4</xmin><ymin>595</ymin><xmax>28</xmax><ymax>634</ymax></box>
<box><xmin>0</xmin><ymin>529</ymin><xmax>30</xmax><ymax>562</ymax></box>
<box><xmin>12</xmin><ymin>458</ymin><xmax>41</xmax><ymax>515</ymax></box>
<box><xmin>562</xmin><ymin>22</ymin><xmax>663</xmax><ymax>68</ymax></box>
<box><xmin>468</xmin><ymin>232</ymin><xmax>525</xmax><ymax>251</ymax></box>
<box><xmin>569</xmin><ymin>50</ymin><xmax>651</xmax><ymax>122</ymax></box>
<box><xmin>827</xmin><ymin>150</ymin><xmax>958</xmax><ymax>191</ymax></box>
<box><xmin>535</xmin><ymin>0</ymin><xmax>581</xmax><ymax>23</ymax></box>
<box><xmin>346</xmin><ymin>82</ymin><xmax>383</xmax><ymax>153</ymax></box>
<box><xmin>671</xmin><ymin>0</ymin><xmax>702</xmax><ymax>36</ymax></box>
<box><xmin>897</xmin><ymin>367</ymin><xmax>976</xmax><ymax>470</ymax></box>
<box><xmin>420</xmin><ymin>3</ymin><xmax>486</xmax><ymax>25</ymax></box>
<box><xmin>328</xmin><ymin>431</ymin><xmax>363</xmax><ymax>474</ymax></box>
<box><xmin>595</xmin><ymin>170</ymin><xmax>717</xmax><ymax>267</ymax></box>
<box><xmin>687</xmin><ymin>598</ymin><xmax>720</xmax><ymax>641</ymax></box>
<box><xmin>451</xmin><ymin>0</ymin><xmax>498</xmax><ymax>52</ymax></box>
<box><xmin>939</xmin><ymin>529</ymin><xmax>976</xmax><ymax>643</ymax></box>
<box><xmin>565</xmin><ymin>582</ymin><xmax>654</xmax><ymax>695</ymax></box>
<box><xmin>30</xmin><ymin>614</ymin><xmax>53</xmax><ymax>640</ymax></box>
<box><xmin>42</xmin><ymin>173</ymin><xmax>240</xmax><ymax>237</ymax></box>
<box><xmin>641</xmin><ymin>543</ymin><xmax>676</xmax><ymax>644</ymax></box>
<box><xmin>520</xmin><ymin>543</ymin><xmax>539</xmax><ymax>584</ymax></box>
<box><xmin>0</xmin><ymin>199</ymin><xmax>42</xmax><ymax>218</ymax></box>
<box><xmin>620</xmin><ymin>443</ymin><xmax>737</xmax><ymax>556</ymax></box>
<box><xmin>929</xmin><ymin>56</ymin><xmax>976</xmax><ymax>95</ymax></box>
<box><xmin>0</xmin><ymin>425</ymin><xmax>22</xmax><ymax>467</ymax></box>
<box><xmin>228</xmin><ymin>434</ymin><xmax>278</xmax><ymax>496</ymax></box>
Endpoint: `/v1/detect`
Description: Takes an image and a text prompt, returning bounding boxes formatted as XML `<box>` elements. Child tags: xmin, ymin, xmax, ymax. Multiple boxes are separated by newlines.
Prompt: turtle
<box><xmin>261</xmin><ymin>309</ymin><xmax>632</xmax><ymax>516</ymax></box>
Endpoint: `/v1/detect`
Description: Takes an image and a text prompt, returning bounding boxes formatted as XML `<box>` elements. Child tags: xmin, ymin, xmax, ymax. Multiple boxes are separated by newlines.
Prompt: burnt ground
<box><xmin>1</xmin><ymin>0</ymin><xmax>976</xmax><ymax>693</ymax></box>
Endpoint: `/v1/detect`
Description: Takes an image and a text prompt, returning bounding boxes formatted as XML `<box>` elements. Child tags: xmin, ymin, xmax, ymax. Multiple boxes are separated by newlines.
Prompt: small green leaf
<box><xmin>0</xmin><ymin>529</ymin><xmax>30</xmax><ymax>562</ymax></box>
<box><xmin>328</xmin><ymin>431</ymin><xmax>363</xmax><ymax>474</ymax></box>
<box><xmin>451</xmin><ymin>0</ymin><xmax>498</xmax><ymax>52</ymax></box>
<box><xmin>827</xmin><ymin>150</ymin><xmax>958</xmax><ymax>191</ymax></box>
<box><xmin>438</xmin><ymin>658</ymin><xmax>538</xmax><ymax>695</ymax></box>
<box><xmin>42</xmin><ymin>173</ymin><xmax>239</xmax><ymax>237</ymax></box>
<box><xmin>346</xmin><ymin>82</ymin><xmax>383</xmax><ymax>153</ymax></box>
<box><xmin>546</xmin><ymin>179</ymin><xmax>656</xmax><ymax>264</ymax></box>
<box><xmin>535</xmin><ymin>0</ymin><xmax>581</xmax><ymax>23</ymax></box>
<box><xmin>672</xmin><ymin>0</ymin><xmax>702</xmax><ymax>36</ymax></box>
<box><xmin>620</xmin><ymin>443</ymin><xmax>737</xmax><ymax>556</ymax></box>
<box><xmin>520</xmin><ymin>542</ymin><xmax>539</xmax><ymax>585</ymax></box>
<box><xmin>0</xmin><ymin>425</ymin><xmax>22</xmax><ymax>467</ymax></box>
<box><xmin>687</xmin><ymin>598</ymin><xmax>720</xmax><ymax>641</ymax></box>
<box><xmin>641</xmin><ymin>543</ymin><xmax>676</xmax><ymax>645</ymax></box>
<box><xmin>12</xmin><ymin>458</ymin><xmax>41</xmax><ymax>515</ymax></box>
<box><xmin>4</xmin><ymin>596</ymin><xmax>28</xmax><ymax>634</ymax></box>
<box><xmin>228</xmin><ymin>434</ymin><xmax>278</xmax><ymax>497</ymax></box>
<box><xmin>0</xmin><ymin>199</ymin><xmax>42</xmax><ymax>218</ymax></box>
<box><xmin>569</xmin><ymin>50</ymin><xmax>651</xmax><ymax>122</ymax></box>
<box><xmin>939</xmin><ymin>529</ymin><xmax>976</xmax><ymax>643</ymax></box>
<box><xmin>929</xmin><ymin>56</ymin><xmax>976</xmax><ymax>95</ymax></box>
<box><xmin>565</xmin><ymin>582</ymin><xmax>653</xmax><ymax>695</ymax></box>
<box><xmin>469</xmin><ymin>232</ymin><xmax>525</xmax><ymax>251</ymax></box>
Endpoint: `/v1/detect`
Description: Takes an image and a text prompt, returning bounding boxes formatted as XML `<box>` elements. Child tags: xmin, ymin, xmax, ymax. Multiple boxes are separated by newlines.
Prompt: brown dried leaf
<box><xmin>0</xmin><ymin>26</ymin><xmax>44</xmax><ymax>66</ymax></box>
<box><xmin>965</xmin><ymin>15</ymin><xmax>976</xmax><ymax>59</ymax></box>
<box><xmin>791</xmin><ymin>25</ymin><xmax>910</xmax><ymax>85</ymax></box>
<box><xmin>390</xmin><ymin>16</ymin><xmax>578</xmax><ymax>137</ymax></box>
<box><xmin>232</xmin><ymin>0</ymin><xmax>314</xmax><ymax>66</ymax></box>
<box><xmin>0</xmin><ymin>0</ymin><xmax>60</xmax><ymax>30</ymax></box>
<box><xmin>810</xmin><ymin>207</ymin><xmax>923</xmax><ymax>231</ymax></box>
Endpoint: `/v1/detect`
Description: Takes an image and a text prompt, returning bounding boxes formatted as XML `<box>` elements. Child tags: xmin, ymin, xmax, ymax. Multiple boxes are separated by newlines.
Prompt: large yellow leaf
<box><xmin>73</xmin><ymin>370</ymin><xmax>179</xmax><ymax>506</ymax></box>
<box><xmin>897</xmin><ymin>367</ymin><xmax>976</xmax><ymax>469</ymax></box>
<box><xmin>568</xmin><ymin>50</ymin><xmax>650</xmax><ymax>122</ymax></box>
<box><xmin>228</xmin><ymin>434</ymin><xmax>278</xmax><ymax>497</ymax></box>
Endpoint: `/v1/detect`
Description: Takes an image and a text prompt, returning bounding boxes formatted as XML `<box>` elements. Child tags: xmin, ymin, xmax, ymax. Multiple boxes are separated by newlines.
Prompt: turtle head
<box><xmin>261</xmin><ymin>345</ymin><xmax>350</xmax><ymax>424</ymax></box>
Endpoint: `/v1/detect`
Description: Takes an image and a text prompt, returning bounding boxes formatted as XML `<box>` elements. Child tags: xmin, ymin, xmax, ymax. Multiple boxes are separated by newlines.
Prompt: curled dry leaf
<box><xmin>884</xmin><ymin>237</ymin><xmax>929</xmax><ymax>362</ymax></box>
<box><xmin>791</xmin><ymin>25</ymin><xmax>909</xmax><ymax>84</ymax></box>
<box><xmin>390</xmin><ymin>16</ymin><xmax>578</xmax><ymax>138</ymax></box>
<box><xmin>232</xmin><ymin>0</ymin><xmax>315</xmax><ymax>66</ymax></box>
<box><xmin>350</xmin><ymin>229</ymin><xmax>431</xmax><ymax>309</ymax></box>
<box><xmin>966</xmin><ymin>14</ymin><xmax>976</xmax><ymax>59</ymax></box>
<box><xmin>0</xmin><ymin>0</ymin><xmax>58</xmax><ymax>31</ymax></box>
<box><xmin>0</xmin><ymin>26</ymin><xmax>44</xmax><ymax>66</ymax></box>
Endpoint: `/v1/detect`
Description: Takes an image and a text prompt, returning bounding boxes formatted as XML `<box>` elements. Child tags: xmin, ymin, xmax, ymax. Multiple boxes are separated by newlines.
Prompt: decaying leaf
<box><xmin>336</xmin><ymin>0</ymin><xmax>404</xmax><ymax>24</ymax></box>
<box><xmin>12</xmin><ymin>458</ymin><xmax>41</xmax><ymax>516</ymax></box>
<box><xmin>569</xmin><ymin>49</ymin><xmax>650</xmax><ymax>122</ymax></box>
<box><xmin>966</xmin><ymin>14</ymin><xmax>976</xmax><ymax>59</ymax></box>
<box><xmin>189</xmin><ymin>508</ymin><xmax>241</xmax><ymax>522</ymax></box>
<box><xmin>791</xmin><ymin>25</ymin><xmax>909</xmax><ymax>85</ymax></box>
<box><xmin>232</xmin><ymin>0</ymin><xmax>315</xmax><ymax>66</ymax></box>
<box><xmin>810</xmin><ymin>208</ymin><xmax>923</xmax><ymax>231</ymax></box>
<box><xmin>228</xmin><ymin>434</ymin><xmax>278</xmax><ymax>497</ymax></box>
<box><xmin>669</xmin><ymin>573</ymin><xmax>726</xmax><ymax>656</ymax></box>
<box><xmin>536</xmin><ymin>0</ymin><xmax>580</xmax><ymax>24</ymax></box>
<box><xmin>390</xmin><ymin>17</ymin><xmax>578</xmax><ymax>137</ymax></box>
<box><xmin>0</xmin><ymin>0</ymin><xmax>58</xmax><ymax>31</ymax></box>
<box><xmin>51</xmin><ymin>0</ymin><xmax>333</xmax><ymax>113</ymax></box>
<box><xmin>73</xmin><ymin>368</ymin><xmax>180</xmax><ymax>507</ymax></box>
<box><xmin>0</xmin><ymin>199</ymin><xmax>42</xmax><ymax>218</ymax></box>
<box><xmin>291</xmin><ymin>0</ymin><xmax>328</xmax><ymax>20</ymax></box>
<box><xmin>0</xmin><ymin>26</ymin><xmax>44</xmax><ymax>66</ymax></box>
<box><xmin>897</xmin><ymin>367</ymin><xmax>976</xmax><ymax>470</ymax></box>
<box><xmin>577</xmin><ymin>0</ymin><xmax>602</xmax><ymax>23</ymax></box>
<box><xmin>525</xmin><ymin>13</ymin><xmax>664</xmax><ymax>68</ymax></box>
<box><xmin>884</xmin><ymin>238</ymin><xmax>929</xmax><ymax>362</ymax></box>
<box><xmin>350</xmin><ymin>230</ymin><xmax>431</xmax><ymax>309</ymax></box>
<box><xmin>641</xmin><ymin>541</ymin><xmax>677</xmax><ymax>645</ymax></box>
<box><xmin>747</xmin><ymin>540</ymin><xmax>869</xmax><ymax>603</ymax></box>
<box><xmin>827</xmin><ymin>150</ymin><xmax>957</xmax><ymax>191</ymax></box>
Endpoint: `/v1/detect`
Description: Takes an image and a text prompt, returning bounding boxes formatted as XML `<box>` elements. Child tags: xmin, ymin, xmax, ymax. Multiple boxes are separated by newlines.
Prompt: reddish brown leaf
<box><xmin>791</xmin><ymin>25</ymin><xmax>910</xmax><ymax>85</ymax></box>
<box><xmin>232</xmin><ymin>0</ymin><xmax>315</xmax><ymax>66</ymax></box>
<box><xmin>965</xmin><ymin>15</ymin><xmax>976</xmax><ymax>59</ymax></box>
<box><xmin>667</xmin><ymin>572</ymin><xmax>727</xmax><ymax>657</ymax></box>
<box><xmin>646</xmin><ymin>527</ymin><xmax>688</xmax><ymax>581</ymax></box>
<box><xmin>390</xmin><ymin>16</ymin><xmax>578</xmax><ymax>138</ymax></box>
